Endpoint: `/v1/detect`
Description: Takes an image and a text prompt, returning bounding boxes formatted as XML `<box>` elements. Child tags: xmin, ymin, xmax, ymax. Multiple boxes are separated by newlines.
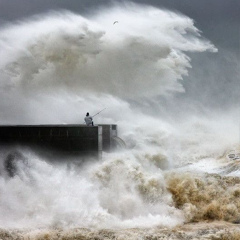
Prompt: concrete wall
<box><xmin>0</xmin><ymin>124</ymin><xmax>117</xmax><ymax>159</ymax></box>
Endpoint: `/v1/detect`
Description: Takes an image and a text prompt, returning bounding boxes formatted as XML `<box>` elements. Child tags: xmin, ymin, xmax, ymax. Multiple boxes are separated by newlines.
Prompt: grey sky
<box><xmin>0</xmin><ymin>0</ymin><xmax>239</xmax><ymax>109</ymax></box>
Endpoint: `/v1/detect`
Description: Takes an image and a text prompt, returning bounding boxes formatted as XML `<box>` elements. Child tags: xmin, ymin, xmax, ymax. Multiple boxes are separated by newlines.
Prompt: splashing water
<box><xmin>0</xmin><ymin>3</ymin><xmax>239</xmax><ymax>236</ymax></box>
<box><xmin>0</xmin><ymin>3</ymin><xmax>216</xmax><ymax>124</ymax></box>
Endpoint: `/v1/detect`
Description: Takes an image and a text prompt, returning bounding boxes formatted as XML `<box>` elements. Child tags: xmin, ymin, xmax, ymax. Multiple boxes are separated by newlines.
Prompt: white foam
<box><xmin>0</xmin><ymin>3</ymin><xmax>238</xmax><ymax>230</ymax></box>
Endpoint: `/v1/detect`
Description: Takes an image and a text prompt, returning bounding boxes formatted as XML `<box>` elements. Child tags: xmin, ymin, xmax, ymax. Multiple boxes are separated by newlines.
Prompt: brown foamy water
<box><xmin>166</xmin><ymin>171</ymin><xmax>240</xmax><ymax>223</ymax></box>
<box><xmin>1</xmin><ymin>222</ymin><xmax>240</xmax><ymax>240</ymax></box>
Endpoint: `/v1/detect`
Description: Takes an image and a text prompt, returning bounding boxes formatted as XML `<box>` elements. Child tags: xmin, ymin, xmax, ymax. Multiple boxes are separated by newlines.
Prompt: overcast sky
<box><xmin>0</xmin><ymin>0</ymin><xmax>239</xmax><ymax>109</ymax></box>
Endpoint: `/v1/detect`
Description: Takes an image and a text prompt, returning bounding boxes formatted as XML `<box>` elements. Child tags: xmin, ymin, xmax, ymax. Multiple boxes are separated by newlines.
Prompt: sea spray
<box><xmin>0</xmin><ymin>2</ymin><xmax>239</xmax><ymax>234</ymax></box>
<box><xmin>0</xmin><ymin>4</ymin><xmax>216</xmax><ymax>124</ymax></box>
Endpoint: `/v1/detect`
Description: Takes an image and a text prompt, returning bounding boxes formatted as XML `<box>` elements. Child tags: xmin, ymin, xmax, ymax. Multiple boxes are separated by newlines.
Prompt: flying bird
<box><xmin>113</xmin><ymin>21</ymin><xmax>118</xmax><ymax>25</ymax></box>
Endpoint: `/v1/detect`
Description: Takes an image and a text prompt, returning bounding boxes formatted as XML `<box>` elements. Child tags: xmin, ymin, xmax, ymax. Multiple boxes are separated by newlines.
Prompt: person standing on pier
<box><xmin>84</xmin><ymin>112</ymin><xmax>94</xmax><ymax>126</ymax></box>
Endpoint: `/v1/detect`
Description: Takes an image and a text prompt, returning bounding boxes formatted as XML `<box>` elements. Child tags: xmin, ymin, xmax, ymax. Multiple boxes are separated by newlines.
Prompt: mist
<box><xmin>0</xmin><ymin>2</ymin><xmax>239</xmax><ymax>230</ymax></box>
<box><xmin>0</xmin><ymin>3</ymin><xmax>219</xmax><ymax>124</ymax></box>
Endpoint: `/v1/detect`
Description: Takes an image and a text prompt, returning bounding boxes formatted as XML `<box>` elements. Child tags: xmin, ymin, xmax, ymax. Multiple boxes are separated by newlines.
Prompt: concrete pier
<box><xmin>0</xmin><ymin>124</ymin><xmax>118</xmax><ymax>159</ymax></box>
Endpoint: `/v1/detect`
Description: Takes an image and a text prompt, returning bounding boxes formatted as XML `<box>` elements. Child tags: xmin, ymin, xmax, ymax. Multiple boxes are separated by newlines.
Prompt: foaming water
<box><xmin>166</xmin><ymin>171</ymin><xmax>240</xmax><ymax>222</ymax></box>
<box><xmin>0</xmin><ymin>148</ymin><xmax>184</xmax><ymax>229</ymax></box>
<box><xmin>0</xmin><ymin>2</ymin><xmax>239</xmax><ymax>238</ymax></box>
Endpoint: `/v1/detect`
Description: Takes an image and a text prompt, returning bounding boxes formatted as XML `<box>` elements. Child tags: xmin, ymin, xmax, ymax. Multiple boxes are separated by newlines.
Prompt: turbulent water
<box><xmin>0</xmin><ymin>3</ymin><xmax>239</xmax><ymax>239</ymax></box>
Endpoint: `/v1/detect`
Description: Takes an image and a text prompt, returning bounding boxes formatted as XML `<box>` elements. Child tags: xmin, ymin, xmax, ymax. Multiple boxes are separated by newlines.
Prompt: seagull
<box><xmin>113</xmin><ymin>21</ymin><xmax>118</xmax><ymax>25</ymax></box>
